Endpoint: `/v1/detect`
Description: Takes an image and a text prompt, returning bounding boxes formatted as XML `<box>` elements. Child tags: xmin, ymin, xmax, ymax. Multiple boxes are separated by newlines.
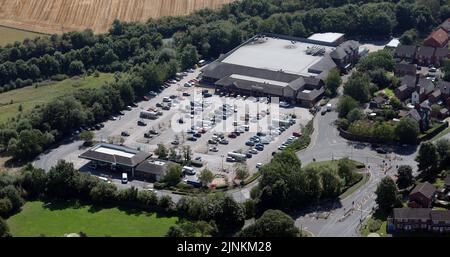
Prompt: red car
<box><xmin>293</xmin><ymin>132</ymin><xmax>302</xmax><ymax>137</ymax></box>
<box><xmin>228</xmin><ymin>133</ymin><xmax>237</xmax><ymax>138</ymax></box>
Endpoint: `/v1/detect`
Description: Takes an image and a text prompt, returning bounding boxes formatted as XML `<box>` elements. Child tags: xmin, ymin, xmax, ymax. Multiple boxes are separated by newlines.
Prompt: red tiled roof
<box><xmin>426</xmin><ymin>27</ymin><xmax>449</xmax><ymax>45</ymax></box>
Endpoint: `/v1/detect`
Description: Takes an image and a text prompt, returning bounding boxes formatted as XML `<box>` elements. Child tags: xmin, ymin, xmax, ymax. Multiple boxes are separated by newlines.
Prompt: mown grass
<box><xmin>0</xmin><ymin>73</ymin><xmax>114</xmax><ymax>123</ymax></box>
<box><xmin>7</xmin><ymin>201</ymin><xmax>179</xmax><ymax>237</ymax></box>
<box><xmin>0</xmin><ymin>26</ymin><xmax>46</xmax><ymax>46</ymax></box>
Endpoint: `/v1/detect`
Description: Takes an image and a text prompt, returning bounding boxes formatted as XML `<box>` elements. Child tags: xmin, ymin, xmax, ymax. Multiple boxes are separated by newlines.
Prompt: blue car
<box><xmin>255</xmin><ymin>145</ymin><xmax>264</xmax><ymax>151</ymax></box>
<box><xmin>245</xmin><ymin>141</ymin><xmax>255</xmax><ymax>146</ymax></box>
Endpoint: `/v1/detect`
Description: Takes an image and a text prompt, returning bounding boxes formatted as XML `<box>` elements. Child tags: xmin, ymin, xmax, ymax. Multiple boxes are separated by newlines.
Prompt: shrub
<box><xmin>369</xmin><ymin>219</ymin><xmax>382</xmax><ymax>232</ymax></box>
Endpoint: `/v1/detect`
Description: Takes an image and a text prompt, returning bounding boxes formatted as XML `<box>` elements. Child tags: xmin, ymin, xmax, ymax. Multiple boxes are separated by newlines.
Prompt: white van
<box><xmin>121</xmin><ymin>173</ymin><xmax>128</xmax><ymax>184</ymax></box>
<box><xmin>182</xmin><ymin>166</ymin><xmax>196</xmax><ymax>175</ymax></box>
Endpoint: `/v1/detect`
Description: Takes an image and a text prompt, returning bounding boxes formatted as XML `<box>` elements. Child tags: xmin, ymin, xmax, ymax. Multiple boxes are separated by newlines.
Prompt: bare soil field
<box><xmin>0</xmin><ymin>0</ymin><xmax>235</xmax><ymax>34</ymax></box>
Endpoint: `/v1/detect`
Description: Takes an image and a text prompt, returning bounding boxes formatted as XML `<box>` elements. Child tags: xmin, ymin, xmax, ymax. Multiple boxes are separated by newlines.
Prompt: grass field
<box><xmin>0</xmin><ymin>73</ymin><xmax>114</xmax><ymax>123</ymax></box>
<box><xmin>304</xmin><ymin>159</ymin><xmax>364</xmax><ymax>171</ymax></box>
<box><xmin>7</xmin><ymin>201</ymin><xmax>179</xmax><ymax>237</ymax></box>
<box><xmin>0</xmin><ymin>26</ymin><xmax>46</xmax><ymax>46</ymax></box>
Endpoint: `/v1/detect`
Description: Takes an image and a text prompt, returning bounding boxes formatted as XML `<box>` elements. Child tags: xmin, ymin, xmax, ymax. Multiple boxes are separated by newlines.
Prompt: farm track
<box><xmin>0</xmin><ymin>0</ymin><xmax>235</xmax><ymax>34</ymax></box>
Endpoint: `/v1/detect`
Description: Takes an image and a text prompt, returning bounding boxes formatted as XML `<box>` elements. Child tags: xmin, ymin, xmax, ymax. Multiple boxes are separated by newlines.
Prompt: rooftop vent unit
<box><xmin>306</xmin><ymin>45</ymin><xmax>326</xmax><ymax>56</ymax></box>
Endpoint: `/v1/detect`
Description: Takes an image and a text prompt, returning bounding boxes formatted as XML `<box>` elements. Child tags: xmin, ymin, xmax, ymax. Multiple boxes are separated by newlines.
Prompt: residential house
<box><xmin>424</xmin><ymin>28</ymin><xmax>449</xmax><ymax>48</ymax></box>
<box><xmin>433</xmin><ymin>47</ymin><xmax>450</xmax><ymax>67</ymax></box>
<box><xmin>394</xmin><ymin>45</ymin><xmax>417</xmax><ymax>63</ymax></box>
<box><xmin>389</xmin><ymin>208</ymin><xmax>450</xmax><ymax>233</ymax></box>
<box><xmin>438</xmin><ymin>80</ymin><xmax>450</xmax><ymax>109</ymax></box>
<box><xmin>330</xmin><ymin>40</ymin><xmax>360</xmax><ymax>71</ymax></box>
<box><xmin>440</xmin><ymin>18</ymin><xmax>450</xmax><ymax>32</ymax></box>
<box><xmin>369</xmin><ymin>95</ymin><xmax>387</xmax><ymax>109</ymax></box>
<box><xmin>395</xmin><ymin>75</ymin><xmax>417</xmax><ymax>101</ymax></box>
<box><xmin>409</xmin><ymin>182</ymin><xmax>436</xmax><ymax>208</ymax></box>
<box><xmin>411</xmin><ymin>77</ymin><xmax>435</xmax><ymax>105</ymax></box>
<box><xmin>394</xmin><ymin>62</ymin><xmax>416</xmax><ymax>77</ymax></box>
<box><xmin>416</xmin><ymin>46</ymin><xmax>435</xmax><ymax>66</ymax></box>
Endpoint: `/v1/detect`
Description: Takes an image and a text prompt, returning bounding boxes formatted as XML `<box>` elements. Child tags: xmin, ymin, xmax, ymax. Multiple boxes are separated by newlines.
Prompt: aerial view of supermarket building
<box><xmin>200</xmin><ymin>33</ymin><xmax>363</xmax><ymax>107</ymax></box>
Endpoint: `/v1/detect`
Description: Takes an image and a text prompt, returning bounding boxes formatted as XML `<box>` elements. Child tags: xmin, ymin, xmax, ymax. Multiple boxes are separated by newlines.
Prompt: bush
<box><xmin>0</xmin><ymin>198</ymin><xmax>13</xmax><ymax>218</ymax></box>
<box><xmin>154</xmin><ymin>182</ymin><xmax>167</xmax><ymax>190</ymax></box>
<box><xmin>369</xmin><ymin>219</ymin><xmax>382</xmax><ymax>232</ymax></box>
<box><xmin>50</xmin><ymin>74</ymin><xmax>69</xmax><ymax>81</ymax></box>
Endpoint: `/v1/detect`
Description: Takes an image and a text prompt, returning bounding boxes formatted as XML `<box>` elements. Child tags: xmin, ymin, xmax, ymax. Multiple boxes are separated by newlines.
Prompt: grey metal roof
<box><xmin>216</xmin><ymin>76</ymin><xmax>285</xmax><ymax>96</ymax></box>
<box><xmin>202</xmin><ymin>61</ymin><xmax>300</xmax><ymax>82</ymax></box>
<box><xmin>79</xmin><ymin>144</ymin><xmax>151</xmax><ymax>168</ymax></box>
<box><xmin>308</xmin><ymin>56</ymin><xmax>337</xmax><ymax>74</ymax></box>
<box><xmin>410</xmin><ymin>182</ymin><xmax>436</xmax><ymax>199</ymax></box>
<box><xmin>330</xmin><ymin>40</ymin><xmax>360</xmax><ymax>60</ymax></box>
<box><xmin>135</xmin><ymin>159</ymin><xmax>173</xmax><ymax>176</ymax></box>
<box><xmin>296</xmin><ymin>88</ymin><xmax>325</xmax><ymax>101</ymax></box>
<box><xmin>287</xmin><ymin>77</ymin><xmax>305</xmax><ymax>91</ymax></box>
<box><xmin>393</xmin><ymin>208</ymin><xmax>431</xmax><ymax>220</ymax></box>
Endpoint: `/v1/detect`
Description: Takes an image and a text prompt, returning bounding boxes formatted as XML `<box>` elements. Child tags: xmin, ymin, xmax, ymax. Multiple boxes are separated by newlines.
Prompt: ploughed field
<box><xmin>0</xmin><ymin>0</ymin><xmax>235</xmax><ymax>34</ymax></box>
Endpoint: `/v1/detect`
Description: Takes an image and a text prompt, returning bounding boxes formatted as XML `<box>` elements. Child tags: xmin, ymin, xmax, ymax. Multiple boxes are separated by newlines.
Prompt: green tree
<box><xmin>79</xmin><ymin>131</ymin><xmax>94</xmax><ymax>146</ymax></box>
<box><xmin>337</xmin><ymin>95</ymin><xmax>359</xmax><ymax>118</ymax></box>
<box><xmin>155</xmin><ymin>144</ymin><xmax>168</xmax><ymax>159</ymax></box>
<box><xmin>166</xmin><ymin>225</ymin><xmax>185</xmax><ymax>237</ymax></box>
<box><xmin>346</xmin><ymin>108</ymin><xmax>363</xmax><ymax>122</ymax></box>
<box><xmin>46</xmin><ymin>160</ymin><xmax>80</xmax><ymax>199</ymax></box>
<box><xmin>89</xmin><ymin>182</ymin><xmax>117</xmax><ymax>204</ymax></box>
<box><xmin>19</xmin><ymin>164</ymin><xmax>47</xmax><ymax>198</ymax></box>
<box><xmin>235</xmin><ymin>164</ymin><xmax>249</xmax><ymax>180</ymax></box>
<box><xmin>344</xmin><ymin>72</ymin><xmax>371</xmax><ymax>103</ymax></box>
<box><xmin>0</xmin><ymin>185</ymin><xmax>24</xmax><ymax>214</ymax></box>
<box><xmin>198</xmin><ymin>168</ymin><xmax>214</xmax><ymax>187</ymax></box>
<box><xmin>338</xmin><ymin>157</ymin><xmax>356</xmax><ymax>186</ymax></box>
<box><xmin>236</xmin><ymin>209</ymin><xmax>299</xmax><ymax>237</ymax></box>
<box><xmin>395</xmin><ymin>118</ymin><xmax>419</xmax><ymax>144</ymax></box>
<box><xmin>179</xmin><ymin>44</ymin><xmax>199</xmax><ymax>70</ymax></box>
<box><xmin>373</xmin><ymin>122</ymin><xmax>395</xmax><ymax>144</ymax></box>
<box><xmin>320</xmin><ymin>168</ymin><xmax>343</xmax><ymax>198</ymax></box>
<box><xmin>182</xmin><ymin>145</ymin><xmax>193</xmax><ymax>165</ymax></box>
<box><xmin>162</xmin><ymin>164</ymin><xmax>182</xmax><ymax>186</ymax></box>
<box><xmin>375</xmin><ymin>177</ymin><xmax>400</xmax><ymax>211</ymax></box>
<box><xmin>435</xmin><ymin>139</ymin><xmax>450</xmax><ymax>168</ymax></box>
<box><xmin>396</xmin><ymin>165</ymin><xmax>414</xmax><ymax>189</ymax></box>
<box><xmin>415</xmin><ymin>142</ymin><xmax>438</xmax><ymax>174</ymax></box>
<box><xmin>325</xmin><ymin>68</ymin><xmax>341</xmax><ymax>97</ymax></box>
<box><xmin>68</xmin><ymin>61</ymin><xmax>85</xmax><ymax>75</ymax></box>
<box><xmin>0</xmin><ymin>198</ymin><xmax>13</xmax><ymax>218</ymax></box>
<box><xmin>0</xmin><ymin>218</ymin><xmax>9</xmax><ymax>237</ymax></box>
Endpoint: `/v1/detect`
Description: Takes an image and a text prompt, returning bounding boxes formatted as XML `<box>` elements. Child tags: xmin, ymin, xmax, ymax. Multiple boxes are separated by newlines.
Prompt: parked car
<box><xmin>226</xmin><ymin>157</ymin><xmax>236</xmax><ymax>162</ymax></box>
<box><xmin>183</xmin><ymin>92</ymin><xmax>191</xmax><ymax>96</ymax></box>
<box><xmin>293</xmin><ymin>132</ymin><xmax>302</xmax><ymax>137</ymax></box>
<box><xmin>256</xmin><ymin>163</ymin><xmax>262</xmax><ymax>169</ymax></box>
<box><xmin>171</xmin><ymin>140</ymin><xmax>180</xmax><ymax>145</ymax></box>
<box><xmin>279</xmin><ymin>101</ymin><xmax>290</xmax><ymax>108</ymax></box>
<box><xmin>137</xmin><ymin>120</ymin><xmax>147</xmax><ymax>126</ymax></box>
<box><xmin>188</xmin><ymin>137</ymin><xmax>197</xmax><ymax>142</ymax></box>
<box><xmin>228</xmin><ymin>133</ymin><xmax>237</xmax><ymax>139</ymax></box>
<box><xmin>209</xmin><ymin>146</ymin><xmax>219</xmax><ymax>152</ymax></box>
<box><xmin>219</xmin><ymin>139</ymin><xmax>229</xmax><ymax>145</ymax></box>
<box><xmin>255</xmin><ymin>145</ymin><xmax>264</xmax><ymax>151</ymax></box>
<box><xmin>245</xmin><ymin>141</ymin><xmax>255</xmax><ymax>146</ymax></box>
<box><xmin>121</xmin><ymin>131</ymin><xmax>130</xmax><ymax>137</ymax></box>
